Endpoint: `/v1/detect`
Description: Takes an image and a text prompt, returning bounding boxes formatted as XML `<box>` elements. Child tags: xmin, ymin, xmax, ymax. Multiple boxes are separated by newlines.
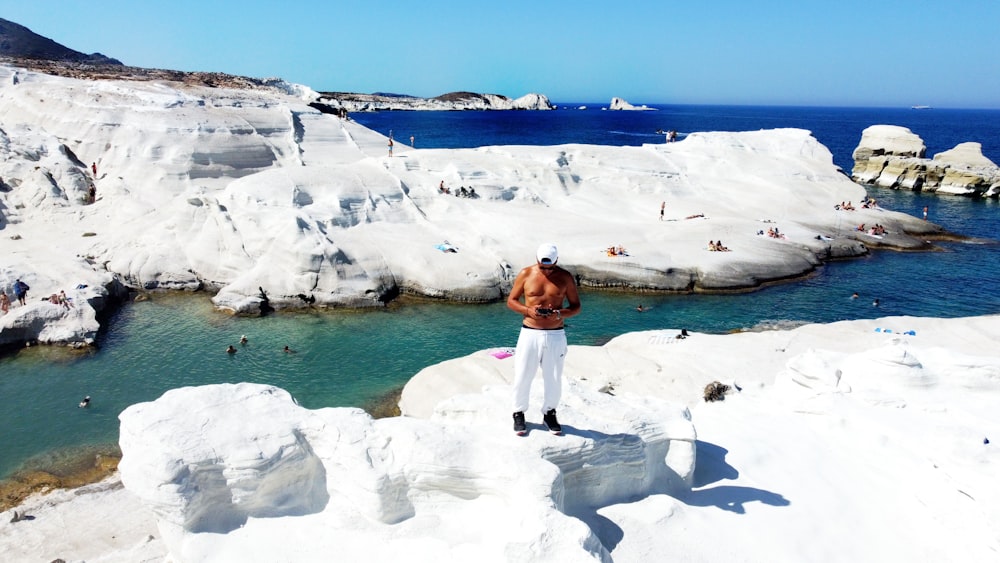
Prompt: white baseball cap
<box><xmin>536</xmin><ymin>243</ymin><xmax>558</xmax><ymax>264</ymax></box>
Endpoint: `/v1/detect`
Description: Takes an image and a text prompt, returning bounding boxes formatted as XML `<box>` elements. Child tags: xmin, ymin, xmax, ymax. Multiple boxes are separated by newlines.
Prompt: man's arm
<box><xmin>507</xmin><ymin>269</ymin><xmax>529</xmax><ymax>316</ymax></box>
<box><xmin>558</xmin><ymin>271</ymin><xmax>581</xmax><ymax>319</ymax></box>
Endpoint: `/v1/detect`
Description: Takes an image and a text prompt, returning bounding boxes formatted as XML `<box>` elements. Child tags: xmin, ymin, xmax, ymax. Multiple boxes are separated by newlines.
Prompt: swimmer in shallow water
<box><xmin>226</xmin><ymin>345</ymin><xmax>237</xmax><ymax>354</ymax></box>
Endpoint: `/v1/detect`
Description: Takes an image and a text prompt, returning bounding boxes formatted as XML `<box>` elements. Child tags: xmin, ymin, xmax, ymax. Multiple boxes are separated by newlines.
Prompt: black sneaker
<box><xmin>543</xmin><ymin>409</ymin><xmax>562</xmax><ymax>435</ymax></box>
<box><xmin>513</xmin><ymin>411</ymin><xmax>527</xmax><ymax>435</ymax></box>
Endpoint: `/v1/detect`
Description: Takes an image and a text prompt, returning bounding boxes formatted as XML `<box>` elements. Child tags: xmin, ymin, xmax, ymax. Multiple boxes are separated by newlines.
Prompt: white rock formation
<box><xmin>935</xmin><ymin>141</ymin><xmax>998</xmax><ymax>168</ymax></box>
<box><xmin>852</xmin><ymin>125</ymin><xmax>1000</xmax><ymax>197</ymax></box>
<box><xmin>118</xmin><ymin>380</ymin><xmax>695</xmax><ymax>562</ymax></box>
<box><xmin>853</xmin><ymin>124</ymin><xmax>927</xmax><ymax>161</ymax></box>
<box><xmin>608</xmin><ymin>97</ymin><xmax>656</xmax><ymax>111</ymax></box>
<box><xmin>0</xmin><ymin>64</ymin><xmax>942</xmax><ymax>347</ymax></box>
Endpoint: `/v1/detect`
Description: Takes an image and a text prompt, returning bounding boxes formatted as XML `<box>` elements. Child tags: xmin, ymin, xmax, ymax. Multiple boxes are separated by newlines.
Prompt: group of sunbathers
<box><xmin>756</xmin><ymin>227</ymin><xmax>786</xmax><ymax>239</ymax></box>
<box><xmin>857</xmin><ymin>223</ymin><xmax>887</xmax><ymax>235</ymax></box>
<box><xmin>606</xmin><ymin>245</ymin><xmax>629</xmax><ymax>257</ymax></box>
<box><xmin>438</xmin><ymin>181</ymin><xmax>477</xmax><ymax>198</ymax></box>
<box><xmin>707</xmin><ymin>240</ymin><xmax>730</xmax><ymax>252</ymax></box>
<box><xmin>836</xmin><ymin>197</ymin><xmax>877</xmax><ymax>211</ymax></box>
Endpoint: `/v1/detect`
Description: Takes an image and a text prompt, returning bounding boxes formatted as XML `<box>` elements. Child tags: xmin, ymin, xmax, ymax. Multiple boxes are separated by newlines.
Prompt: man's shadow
<box><xmin>680</xmin><ymin>440</ymin><xmax>790</xmax><ymax>514</ymax></box>
<box><xmin>568</xmin><ymin>439</ymin><xmax>789</xmax><ymax>553</ymax></box>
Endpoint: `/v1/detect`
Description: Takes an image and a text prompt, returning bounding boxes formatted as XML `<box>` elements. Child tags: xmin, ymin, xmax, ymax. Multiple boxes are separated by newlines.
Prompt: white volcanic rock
<box><xmin>608</xmin><ymin>97</ymin><xmax>656</xmax><ymax>111</ymax></box>
<box><xmin>0</xmin><ymin>288</ymin><xmax>100</xmax><ymax>347</ymax></box>
<box><xmin>0</xmin><ymin>64</ymin><xmax>942</xmax><ymax>345</ymax></box>
<box><xmin>512</xmin><ymin>92</ymin><xmax>553</xmax><ymax>110</ymax></box>
<box><xmin>935</xmin><ymin>142</ymin><xmax>998</xmax><ymax>168</ymax></box>
<box><xmin>852</xmin><ymin>125</ymin><xmax>1000</xmax><ymax>197</ymax></box>
<box><xmin>852</xmin><ymin>125</ymin><xmax>927</xmax><ymax>161</ymax></box>
<box><xmin>934</xmin><ymin>142</ymin><xmax>1000</xmax><ymax>196</ymax></box>
<box><xmin>5</xmin><ymin>314</ymin><xmax>1000</xmax><ymax>561</ymax></box>
<box><xmin>118</xmin><ymin>380</ymin><xmax>695</xmax><ymax>562</ymax></box>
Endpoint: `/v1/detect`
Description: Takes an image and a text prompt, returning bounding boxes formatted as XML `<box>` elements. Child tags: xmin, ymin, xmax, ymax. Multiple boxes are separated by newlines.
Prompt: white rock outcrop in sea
<box><xmin>852</xmin><ymin>125</ymin><xmax>1000</xmax><ymax>197</ymax></box>
<box><xmin>316</xmin><ymin>91</ymin><xmax>554</xmax><ymax>112</ymax></box>
<box><xmin>607</xmin><ymin>97</ymin><xmax>656</xmax><ymax>111</ymax></box>
<box><xmin>118</xmin><ymin>380</ymin><xmax>695</xmax><ymax>562</ymax></box>
<box><xmin>0</xmin><ymin>64</ymin><xmax>944</xmax><ymax>346</ymax></box>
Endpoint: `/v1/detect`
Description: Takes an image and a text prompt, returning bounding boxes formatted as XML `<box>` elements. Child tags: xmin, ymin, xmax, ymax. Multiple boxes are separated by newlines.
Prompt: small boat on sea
<box><xmin>911</xmin><ymin>105</ymin><xmax>932</xmax><ymax>110</ymax></box>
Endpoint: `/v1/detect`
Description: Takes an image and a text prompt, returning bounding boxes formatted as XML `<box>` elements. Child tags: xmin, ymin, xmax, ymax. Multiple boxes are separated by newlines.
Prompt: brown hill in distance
<box><xmin>0</xmin><ymin>17</ymin><xmax>122</xmax><ymax>65</ymax></box>
<box><xmin>0</xmin><ymin>18</ymin><xmax>271</xmax><ymax>90</ymax></box>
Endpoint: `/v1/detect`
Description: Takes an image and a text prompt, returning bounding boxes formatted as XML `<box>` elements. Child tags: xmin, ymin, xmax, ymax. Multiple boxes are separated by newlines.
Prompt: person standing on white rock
<box><xmin>506</xmin><ymin>243</ymin><xmax>581</xmax><ymax>435</ymax></box>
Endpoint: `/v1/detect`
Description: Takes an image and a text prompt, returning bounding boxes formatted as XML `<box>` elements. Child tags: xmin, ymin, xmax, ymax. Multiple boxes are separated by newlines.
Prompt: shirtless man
<box><xmin>506</xmin><ymin>243</ymin><xmax>581</xmax><ymax>435</ymax></box>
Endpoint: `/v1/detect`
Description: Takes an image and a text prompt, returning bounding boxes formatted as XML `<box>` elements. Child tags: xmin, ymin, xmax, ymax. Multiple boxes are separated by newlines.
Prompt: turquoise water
<box><xmin>3</xmin><ymin>104</ymin><xmax>1000</xmax><ymax>481</ymax></box>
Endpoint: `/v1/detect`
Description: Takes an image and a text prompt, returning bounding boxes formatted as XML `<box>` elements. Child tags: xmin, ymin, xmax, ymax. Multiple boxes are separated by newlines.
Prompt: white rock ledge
<box><xmin>118</xmin><ymin>380</ymin><xmax>695</xmax><ymax>562</ymax></box>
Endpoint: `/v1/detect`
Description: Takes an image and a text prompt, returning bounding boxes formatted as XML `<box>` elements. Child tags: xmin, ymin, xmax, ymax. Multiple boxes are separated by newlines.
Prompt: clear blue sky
<box><xmin>5</xmin><ymin>1</ymin><xmax>999</xmax><ymax>108</ymax></box>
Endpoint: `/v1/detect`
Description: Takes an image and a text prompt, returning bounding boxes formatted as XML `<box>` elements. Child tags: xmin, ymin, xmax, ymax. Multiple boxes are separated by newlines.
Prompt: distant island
<box><xmin>607</xmin><ymin>96</ymin><xmax>657</xmax><ymax>111</ymax></box>
<box><xmin>315</xmin><ymin>90</ymin><xmax>554</xmax><ymax>112</ymax></box>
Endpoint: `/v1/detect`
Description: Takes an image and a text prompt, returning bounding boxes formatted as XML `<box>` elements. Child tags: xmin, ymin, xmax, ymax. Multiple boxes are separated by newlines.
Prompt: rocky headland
<box><xmin>0</xmin><ymin>19</ymin><xmax>953</xmax><ymax>352</ymax></box>
<box><xmin>316</xmin><ymin>90</ymin><xmax>554</xmax><ymax>111</ymax></box>
<box><xmin>0</xmin><ymin>61</ymin><xmax>946</xmax><ymax>350</ymax></box>
<box><xmin>852</xmin><ymin>124</ymin><xmax>1000</xmax><ymax>197</ymax></box>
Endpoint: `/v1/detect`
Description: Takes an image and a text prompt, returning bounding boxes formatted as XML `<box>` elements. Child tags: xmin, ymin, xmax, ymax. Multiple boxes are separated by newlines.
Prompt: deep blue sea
<box><xmin>2</xmin><ymin>104</ymin><xmax>998</xmax><ymax>481</ymax></box>
<box><xmin>352</xmin><ymin>104</ymin><xmax>1000</xmax><ymax>176</ymax></box>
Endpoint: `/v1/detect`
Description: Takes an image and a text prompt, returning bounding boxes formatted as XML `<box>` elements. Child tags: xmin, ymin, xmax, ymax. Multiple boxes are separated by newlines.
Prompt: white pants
<box><xmin>511</xmin><ymin>326</ymin><xmax>567</xmax><ymax>414</ymax></box>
